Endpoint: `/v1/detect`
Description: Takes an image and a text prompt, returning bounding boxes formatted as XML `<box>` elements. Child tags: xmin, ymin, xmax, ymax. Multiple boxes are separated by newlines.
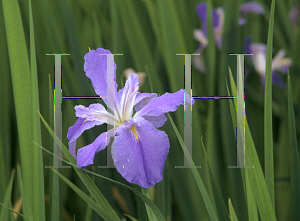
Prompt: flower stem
<box><xmin>141</xmin><ymin>187</ymin><xmax>155</xmax><ymax>221</ymax></box>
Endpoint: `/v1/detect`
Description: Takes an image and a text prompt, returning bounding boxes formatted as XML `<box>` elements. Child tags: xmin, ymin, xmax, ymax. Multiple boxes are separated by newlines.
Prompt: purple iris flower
<box><xmin>245</xmin><ymin>39</ymin><xmax>292</xmax><ymax>89</ymax></box>
<box><xmin>193</xmin><ymin>1</ymin><xmax>264</xmax><ymax>72</ymax></box>
<box><xmin>67</xmin><ymin>48</ymin><xmax>194</xmax><ymax>188</ymax></box>
<box><xmin>289</xmin><ymin>7</ymin><xmax>299</xmax><ymax>32</ymax></box>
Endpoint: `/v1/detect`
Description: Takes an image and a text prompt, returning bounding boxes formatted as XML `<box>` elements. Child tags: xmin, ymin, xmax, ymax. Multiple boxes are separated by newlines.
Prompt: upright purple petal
<box><xmin>196</xmin><ymin>2</ymin><xmax>220</xmax><ymax>39</ymax></box>
<box><xmin>239</xmin><ymin>2</ymin><xmax>264</xmax><ymax>16</ymax></box>
<box><xmin>196</xmin><ymin>2</ymin><xmax>208</xmax><ymax>22</ymax></box>
<box><xmin>196</xmin><ymin>2</ymin><xmax>219</xmax><ymax>27</ymax></box>
<box><xmin>250</xmin><ymin>43</ymin><xmax>267</xmax><ymax>76</ymax></box>
<box><xmin>84</xmin><ymin>48</ymin><xmax>117</xmax><ymax>100</ymax></box>
<box><xmin>120</xmin><ymin>73</ymin><xmax>140</xmax><ymax>121</ymax></box>
<box><xmin>76</xmin><ymin>132</ymin><xmax>112</xmax><ymax>168</ymax></box>
<box><xmin>67</xmin><ymin>117</ymin><xmax>102</xmax><ymax>158</ymax></box>
<box><xmin>113</xmin><ymin>117</ymin><xmax>169</xmax><ymax>188</ymax></box>
<box><xmin>134</xmin><ymin>89</ymin><xmax>194</xmax><ymax>118</ymax></box>
<box><xmin>289</xmin><ymin>8</ymin><xmax>299</xmax><ymax>27</ymax></box>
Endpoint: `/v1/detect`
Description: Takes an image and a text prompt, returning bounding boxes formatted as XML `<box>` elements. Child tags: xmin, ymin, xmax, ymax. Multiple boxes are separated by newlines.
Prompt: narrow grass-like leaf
<box><xmin>37</xmin><ymin>111</ymin><xmax>166</xmax><ymax>221</ymax></box>
<box><xmin>245</xmin><ymin>118</ymin><xmax>277</xmax><ymax>220</ymax></box>
<box><xmin>118</xmin><ymin>0</ymin><xmax>163</xmax><ymax>94</ymax></box>
<box><xmin>17</xmin><ymin>164</ymin><xmax>33</xmax><ymax>221</ymax></box>
<box><xmin>201</xmin><ymin>137</ymin><xmax>230</xmax><ymax>221</ymax></box>
<box><xmin>2</xmin><ymin>0</ymin><xmax>37</xmax><ymax>219</ymax></box>
<box><xmin>0</xmin><ymin>170</ymin><xmax>15</xmax><ymax>221</ymax></box>
<box><xmin>37</xmin><ymin>111</ymin><xmax>120</xmax><ymax>220</ymax></box>
<box><xmin>206</xmin><ymin>0</ymin><xmax>216</xmax><ymax>87</ymax></box>
<box><xmin>0</xmin><ymin>203</ymin><xmax>24</xmax><ymax>220</ymax></box>
<box><xmin>155</xmin><ymin>0</ymin><xmax>187</xmax><ymax>93</ymax></box>
<box><xmin>264</xmin><ymin>0</ymin><xmax>275</xmax><ymax>208</ymax></box>
<box><xmin>287</xmin><ymin>71</ymin><xmax>300</xmax><ymax>220</ymax></box>
<box><xmin>124</xmin><ymin>214</ymin><xmax>139</xmax><ymax>221</ymax></box>
<box><xmin>0</xmin><ymin>133</ymin><xmax>8</xmax><ymax>204</ymax></box>
<box><xmin>29</xmin><ymin>0</ymin><xmax>46</xmax><ymax>219</ymax></box>
<box><xmin>219</xmin><ymin>0</ymin><xmax>246</xmax><ymax>217</ymax></box>
<box><xmin>227</xmin><ymin>68</ymin><xmax>258</xmax><ymax>221</ymax></box>
<box><xmin>92</xmin><ymin>12</ymin><xmax>103</xmax><ymax>48</ymax></box>
<box><xmin>34</xmin><ymin>141</ymin><xmax>166</xmax><ymax>221</ymax></box>
<box><xmin>52</xmin><ymin>169</ymin><xmax>119</xmax><ymax>221</ymax></box>
<box><xmin>166</xmin><ymin>113</ymin><xmax>218</xmax><ymax>220</ymax></box>
<box><xmin>84</xmin><ymin>196</ymin><xmax>93</xmax><ymax>221</ymax></box>
<box><xmin>57</xmin><ymin>0</ymin><xmax>92</xmax><ymax>96</ymax></box>
<box><xmin>228</xmin><ymin>198</ymin><xmax>238</xmax><ymax>221</ymax></box>
<box><xmin>48</xmin><ymin>74</ymin><xmax>60</xmax><ymax>221</ymax></box>
<box><xmin>141</xmin><ymin>188</ymin><xmax>155</xmax><ymax>221</ymax></box>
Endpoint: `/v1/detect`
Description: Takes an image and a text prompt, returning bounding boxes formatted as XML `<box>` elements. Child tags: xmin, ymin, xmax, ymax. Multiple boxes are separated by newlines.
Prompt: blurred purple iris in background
<box><xmin>289</xmin><ymin>7</ymin><xmax>299</xmax><ymax>32</ymax></box>
<box><xmin>245</xmin><ymin>38</ymin><xmax>292</xmax><ymax>89</ymax></box>
<box><xmin>193</xmin><ymin>1</ymin><xmax>264</xmax><ymax>72</ymax></box>
<box><xmin>67</xmin><ymin>48</ymin><xmax>194</xmax><ymax>188</ymax></box>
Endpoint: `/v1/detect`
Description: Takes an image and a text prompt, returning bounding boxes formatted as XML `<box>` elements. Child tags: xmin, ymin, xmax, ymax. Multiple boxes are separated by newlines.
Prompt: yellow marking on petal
<box><xmin>83</xmin><ymin>119</ymin><xmax>87</xmax><ymax>123</ymax></box>
<box><xmin>130</xmin><ymin>125</ymin><xmax>139</xmax><ymax>141</ymax></box>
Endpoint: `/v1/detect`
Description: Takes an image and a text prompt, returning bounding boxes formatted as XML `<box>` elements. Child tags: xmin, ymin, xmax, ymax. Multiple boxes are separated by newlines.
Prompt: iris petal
<box><xmin>134</xmin><ymin>93</ymin><xmax>158</xmax><ymax>111</ymax></box>
<box><xmin>134</xmin><ymin>89</ymin><xmax>194</xmax><ymax>118</ymax></box>
<box><xmin>84</xmin><ymin>48</ymin><xmax>117</xmax><ymax>99</ymax></box>
<box><xmin>67</xmin><ymin>117</ymin><xmax>103</xmax><ymax>158</ymax></box>
<box><xmin>76</xmin><ymin>132</ymin><xmax>112</xmax><ymax>168</ymax></box>
<box><xmin>75</xmin><ymin>103</ymin><xmax>118</xmax><ymax>126</ymax></box>
<box><xmin>120</xmin><ymin>73</ymin><xmax>140</xmax><ymax>121</ymax></box>
<box><xmin>239</xmin><ymin>2</ymin><xmax>264</xmax><ymax>16</ymax></box>
<box><xmin>113</xmin><ymin>117</ymin><xmax>169</xmax><ymax>188</ymax></box>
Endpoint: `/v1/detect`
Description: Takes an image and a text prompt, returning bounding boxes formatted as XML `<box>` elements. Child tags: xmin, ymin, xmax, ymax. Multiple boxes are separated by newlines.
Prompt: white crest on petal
<box><xmin>120</xmin><ymin>73</ymin><xmax>140</xmax><ymax>121</ymax></box>
<box><xmin>250</xmin><ymin>43</ymin><xmax>267</xmax><ymax>76</ymax></box>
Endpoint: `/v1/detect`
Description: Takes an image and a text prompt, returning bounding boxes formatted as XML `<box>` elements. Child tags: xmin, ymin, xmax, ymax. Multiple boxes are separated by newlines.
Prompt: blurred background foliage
<box><xmin>1</xmin><ymin>0</ymin><xmax>300</xmax><ymax>220</ymax></box>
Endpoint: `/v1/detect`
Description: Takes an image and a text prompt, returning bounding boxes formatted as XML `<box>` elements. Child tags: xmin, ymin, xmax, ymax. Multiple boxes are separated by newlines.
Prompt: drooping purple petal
<box><xmin>239</xmin><ymin>2</ymin><xmax>264</xmax><ymax>16</ymax></box>
<box><xmin>272</xmin><ymin>71</ymin><xmax>285</xmax><ymax>89</ymax></box>
<box><xmin>193</xmin><ymin>47</ymin><xmax>206</xmax><ymax>72</ymax></box>
<box><xmin>67</xmin><ymin>117</ymin><xmax>102</xmax><ymax>158</ymax></box>
<box><xmin>134</xmin><ymin>89</ymin><xmax>194</xmax><ymax>118</ymax></box>
<box><xmin>194</xmin><ymin>29</ymin><xmax>208</xmax><ymax>50</ymax></box>
<box><xmin>113</xmin><ymin>117</ymin><xmax>169</xmax><ymax>188</ymax></box>
<box><xmin>84</xmin><ymin>48</ymin><xmax>117</xmax><ymax>101</ymax></box>
<box><xmin>271</xmin><ymin>49</ymin><xmax>292</xmax><ymax>73</ymax></box>
<box><xmin>120</xmin><ymin>73</ymin><xmax>140</xmax><ymax>121</ymax></box>
<box><xmin>134</xmin><ymin>93</ymin><xmax>168</xmax><ymax>127</ymax></box>
<box><xmin>75</xmin><ymin>103</ymin><xmax>117</xmax><ymax>125</ymax></box>
<box><xmin>143</xmin><ymin>114</ymin><xmax>168</xmax><ymax>128</ymax></box>
<box><xmin>244</xmin><ymin>37</ymin><xmax>252</xmax><ymax>54</ymax></box>
<box><xmin>76</xmin><ymin>132</ymin><xmax>112</xmax><ymax>168</ymax></box>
